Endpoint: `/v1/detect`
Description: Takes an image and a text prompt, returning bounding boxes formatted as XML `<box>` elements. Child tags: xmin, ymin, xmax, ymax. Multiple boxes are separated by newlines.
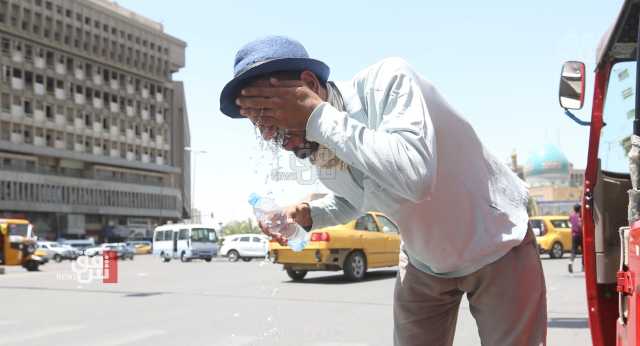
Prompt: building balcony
<box><xmin>155</xmin><ymin>113</ymin><xmax>164</xmax><ymax>124</ymax></box>
<box><xmin>110</xmin><ymin>149</ymin><xmax>120</xmax><ymax>158</ymax></box>
<box><xmin>110</xmin><ymin>79</ymin><xmax>119</xmax><ymax>90</ymax></box>
<box><xmin>93</xmin><ymin>98</ymin><xmax>103</xmax><ymax>109</ymax></box>
<box><xmin>33</xmin><ymin>136</ymin><xmax>45</xmax><ymax>147</ymax></box>
<box><xmin>12</xmin><ymin>52</ymin><xmax>23</xmax><ymax>63</ymax></box>
<box><xmin>34</xmin><ymin>57</ymin><xmax>45</xmax><ymax>69</ymax></box>
<box><xmin>110</xmin><ymin>126</ymin><xmax>119</xmax><ymax>137</ymax></box>
<box><xmin>141</xmin><ymin>133</ymin><xmax>149</xmax><ymax>144</ymax></box>
<box><xmin>74</xmin><ymin>69</ymin><xmax>84</xmax><ymax>80</ymax></box>
<box><xmin>74</xmin><ymin>118</ymin><xmax>84</xmax><ymax>130</ymax></box>
<box><xmin>142</xmin><ymin>154</ymin><xmax>150</xmax><ymax>163</ymax></box>
<box><xmin>34</xmin><ymin>83</ymin><xmax>45</xmax><ymax>95</ymax></box>
<box><xmin>142</xmin><ymin>89</ymin><xmax>149</xmax><ymax>99</ymax></box>
<box><xmin>10</xmin><ymin>133</ymin><xmax>23</xmax><ymax>144</ymax></box>
<box><xmin>54</xmin><ymin>88</ymin><xmax>65</xmax><ymax>100</ymax></box>
<box><xmin>74</xmin><ymin>143</ymin><xmax>84</xmax><ymax>152</ymax></box>
<box><xmin>155</xmin><ymin>135</ymin><xmax>163</xmax><ymax>147</ymax></box>
<box><xmin>74</xmin><ymin>94</ymin><xmax>85</xmax><ymax>105</ymax></box>
<box><xmin>141</xmin><ymin>109</ymin><xmax>150</xmax><ymax>120</ymax></box>
<box><xmin>126</xmin><ymin>84</ymin><xmax>134</xmax><ymax>94</ymax></box>
<box><xmin>55</xmin><ymin>63</ymin><xmax>65</xmax><ymax>75</ymax></box>
<box><xmin>11</xmin><ymin>78</ymin><xmax>24</xmax><ymax>90</ymax></box>
<box><xmin>126</xmin><ymin>151</ymin><xmax>135</xmax><ymax>161</ymax></box>
<box><xmin>156</xmin><ymin>156</ymin><xmax>164</xmax><ymax>165</ymax></box>
<box><xmin>11</xmin><ymin>105</ymin><xmax>23</xmax><ymax>117</ymax></box>
<box><xmin>55</xmin><ymin>114</ymin><xmax>65</xmax><ymax>127</ymax></box>
<box><xmin>92</xmin><ymin>146</ymin><xmax>103</xmax><ymax>156</ymax></box>
<box><xmin>93</xmin><ymin>74</ymin><xmax>102</xmax><ymax>85</ymax></box>
<box><xmin>126</xmin><ymin>106</ymin><xmax>134</xmax><ymax>117</ymax></box>
<box><xmin>126</xmin><ymin>129</ymin><xmax>134</xmax><ymax>141</ymax></box>
<box><xmin>34</xmin><ymin>110</ymin><xmax>45</xmax><ymax>123</ymax></box>
<box><xmin>110</xmin><ymin>102</ymin><xmax>119</xmax><ymax>113</ymax></box>
<box><xmin>93</xmin><ymin>122</ymin><xmax>102</xmax><ymax>133</ymax></box>
<box><xmin>54</xmin><ymin>139</ymin><xmax>65</xmax><ymax>149</ymax></box>
<box><xmin>156</xmin><ymin>93</ymin><xmax>163</xmax><ymax>103</ymax></box>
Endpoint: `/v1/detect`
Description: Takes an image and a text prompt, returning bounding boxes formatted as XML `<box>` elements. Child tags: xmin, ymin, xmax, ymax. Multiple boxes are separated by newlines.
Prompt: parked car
<box><xmin>219</xmin><ymin>234</ymin><xmax>269</xmax><ymax>262</ymax></box>
<box><xmin>58</xmin><ymin>238</ymin><xmax>95</xmax><ymax>254</ymax></box>
<box><xmin>126</xmin><ymin>240</ymin><xmax>152</xmax><ymax>254</ymax></box>
<box><xmin>269</xmin><ymin>212</ymin><xmax>401</xmax><ymax>281</ymax></box>
<box><xmin>84</xmin><ymin>243</ymin><xmax>134</xmax><ymax>260</ymax></box>
<box><xmin>37</xmin><ymin>241</ymin><xmax>79</xmax><ymax>262</ymax></box>
<box><xmin>530</xmin><ymin>215</ymin><xmax>573</xmax><ymax>259</ymax></box>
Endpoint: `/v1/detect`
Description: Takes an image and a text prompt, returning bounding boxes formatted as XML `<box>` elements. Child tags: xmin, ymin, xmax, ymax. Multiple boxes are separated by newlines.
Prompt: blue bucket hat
<box><xmin>219</xmin><ymin>36</ymin><xmax>330</xmax><ymax>118</ymax></box>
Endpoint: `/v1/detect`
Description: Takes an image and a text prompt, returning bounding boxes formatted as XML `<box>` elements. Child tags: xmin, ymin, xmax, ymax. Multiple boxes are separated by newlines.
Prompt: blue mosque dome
<box><xmin>524</xmin><ymin>144</ymin><xmax>571</xmax><ymax>177</ymax></box>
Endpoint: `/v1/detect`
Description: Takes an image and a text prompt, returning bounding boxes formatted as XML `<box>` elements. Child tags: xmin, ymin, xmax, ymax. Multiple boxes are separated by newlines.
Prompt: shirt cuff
<box><xmin>305</xmin><ymin>101</ymin><xmax>342</xmax><ymax>145</ymax></box>
<box><xmin>307</xmin><ymin>198</ymin><xmax>330</xmax><ymax>230</ymax></box>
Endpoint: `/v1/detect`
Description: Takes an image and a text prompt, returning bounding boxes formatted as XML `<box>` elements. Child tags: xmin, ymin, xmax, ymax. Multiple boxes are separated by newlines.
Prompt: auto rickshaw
<box><xmin>0</xmin><ymin>218</ymin><xmax>45</xmax><ymax>271</ymax></box>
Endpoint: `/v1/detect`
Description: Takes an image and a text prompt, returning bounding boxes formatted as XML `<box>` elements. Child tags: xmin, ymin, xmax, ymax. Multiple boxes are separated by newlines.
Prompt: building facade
<box><xmin>0</xmin><ymin>0</ymin><xmax>190</xmax><ymax>241</ymax></box>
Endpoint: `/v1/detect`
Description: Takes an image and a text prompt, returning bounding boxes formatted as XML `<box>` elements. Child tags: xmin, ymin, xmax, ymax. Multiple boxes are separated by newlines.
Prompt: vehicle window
<box><xmin>8</xmin><ymin>223</ymin><xmax>28</xmax><ymax>236</ymax></box>
<box><xmin>355</xmin><ymin>215</ymin><xmax>378</xmax><ymax>232</ymax></box>
<box><xmin>551</xmin><ymin>220</ymin><xmax>570</xmax><ymax>229</ymax></box>
<box><xmin>191</xmin><ymin>228</ymin><xmax>215</xmax><ymax>242</ymax></box>
<box><xmin>377</xmin><ymin>216</ymin><xmax>399</xmax><ymax>233</ymax></box>
<box><xmin>239</xmin><ymin>236</ymin><xmax>250</xmax><ymax>242</ymax></box>
<box><xmin>600</xmin><ymin>61</ymin><xmax>636</xmax><ymax>173</ymax></box>
<box><xmin>178</xmin><ymin>229</ymin><xmax>189</xmax><ymax>240</ymax></box>
<box><xmin>154</xmin><ymin>232</ymin><xmax>163</xmax><ymax>242</ymax></box>
<box><xmin>164</xmin><ymin>231</ymin><xmax>173</xmax><ymax>241</ymax></box>
<box><xmin>529</xmin><ymin>220</ymin><xmax>545</xmax><ymax>236</ymax></box>
<box><xmin>252</xmin><ymin>237</ymin><xmax>262</xmax><ymax>242</ymax></box>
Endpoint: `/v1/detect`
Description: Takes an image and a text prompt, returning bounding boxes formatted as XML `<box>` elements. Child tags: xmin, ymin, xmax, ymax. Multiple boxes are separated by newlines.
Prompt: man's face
<box><xmin>243</xmin><ymin>77</ymin><xmax>318</xmax><ymax>159</ymax></box>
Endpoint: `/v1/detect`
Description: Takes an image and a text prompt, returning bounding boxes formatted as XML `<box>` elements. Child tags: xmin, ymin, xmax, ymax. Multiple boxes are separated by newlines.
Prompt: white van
<box><xmin>152</xmin><ymin>224</ymin><xmax>218</xmax><ymax>262</ymax></box>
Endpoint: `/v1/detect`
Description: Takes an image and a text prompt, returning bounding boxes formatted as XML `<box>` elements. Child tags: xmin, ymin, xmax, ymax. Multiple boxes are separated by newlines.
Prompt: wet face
<box><xmin>242</xmin><ymin>77</ymin><xmax>319</xmax><ymax>159</ymax></box>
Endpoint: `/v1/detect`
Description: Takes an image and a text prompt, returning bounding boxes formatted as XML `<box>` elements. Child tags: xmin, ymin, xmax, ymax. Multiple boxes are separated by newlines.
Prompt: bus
<box><xmin>152</xmin><ymin>224</ymin><xmax>218</xmax><ymax>262</ymax></box>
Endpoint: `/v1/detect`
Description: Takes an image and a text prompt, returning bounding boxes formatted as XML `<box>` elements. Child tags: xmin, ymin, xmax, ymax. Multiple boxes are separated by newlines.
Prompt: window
<box><xmin>378</xmin><ymin>216</ymin><xmax>399</xmax><ymax>233</ymax></box>
<box><xmin>191</xmin><ymin>228</ymin><xmax>215</xmax><ymax>242</ymax></box>
<box><xmin>355</xmin><ymin>215</ymin><xmax>379</xmax><ymax>232</ymax></box>
<box><xmin>239</xmin><ymin>236</ymin><xmax>250</xmax><ymax>242</ymax></box>
<box><xmin>252</xmin><ymin>237</ymin><xmax>262</xmax><ymax>243</ymax></box>
<box><xmin>178</xmin><ymin>229</ymin><xmax>188</xmax><ymax>240</ymax></box>
<box><xmin>550</xmin><ymin>219</ymin><xmax>570</xmax><ymax>229</ymax></box>
<box><xmin>529</xmin><ymin>220</ymin><xmax>545</xmax><ymax>237</ymax></box>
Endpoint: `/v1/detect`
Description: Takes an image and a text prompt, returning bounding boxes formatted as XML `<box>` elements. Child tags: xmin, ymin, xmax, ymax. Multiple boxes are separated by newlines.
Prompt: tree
<box><xmin>219</xmin><ymin>218</ymin><xmax>260</xmax><ymax>238</ymax></box>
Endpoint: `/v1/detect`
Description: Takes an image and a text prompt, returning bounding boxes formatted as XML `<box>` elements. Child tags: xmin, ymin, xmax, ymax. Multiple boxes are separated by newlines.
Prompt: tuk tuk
<box><xmin>0</xmin><ymin>218</ymin><xmax>45</xmax><ymax>271</ymax></box>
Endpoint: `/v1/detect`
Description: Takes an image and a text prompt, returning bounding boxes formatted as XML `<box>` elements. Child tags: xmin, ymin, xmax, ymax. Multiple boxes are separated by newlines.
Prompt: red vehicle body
<box><xmin>559</xmin><ymin>1</ymin><xmax>640</xmax><ymax>345</ymax></box>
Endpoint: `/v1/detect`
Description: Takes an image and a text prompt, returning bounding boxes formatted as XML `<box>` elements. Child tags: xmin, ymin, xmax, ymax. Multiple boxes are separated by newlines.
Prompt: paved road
<box><xmin>0</xmin><ymin>255</ymin><xmax>589</xmax><ymax>345</ymax></box>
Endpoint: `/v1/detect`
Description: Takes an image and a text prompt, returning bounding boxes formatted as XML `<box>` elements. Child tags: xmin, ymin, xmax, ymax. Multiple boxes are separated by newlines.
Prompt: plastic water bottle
<box><xmin>248</xmin><ymin>193</ymin><xmax>308</xmax><ymax>252</ymax></box>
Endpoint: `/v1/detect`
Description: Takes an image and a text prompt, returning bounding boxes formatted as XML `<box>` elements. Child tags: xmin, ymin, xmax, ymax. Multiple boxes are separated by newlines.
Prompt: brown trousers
<box><xmin>394</xmin><ymin>230</ymin><xmax>547</xmax><ymax>346</ymax></box>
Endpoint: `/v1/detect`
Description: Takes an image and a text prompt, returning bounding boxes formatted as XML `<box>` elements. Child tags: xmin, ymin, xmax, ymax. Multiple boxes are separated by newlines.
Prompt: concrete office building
<box><xmin>0</xmin><ymin>0</ymin><xmax>190</xmax><ymax>241</ymax></box>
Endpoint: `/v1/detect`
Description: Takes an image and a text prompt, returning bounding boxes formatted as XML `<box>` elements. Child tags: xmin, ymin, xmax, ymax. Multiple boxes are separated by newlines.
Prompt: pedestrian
<box><xmin>568</xmin><ymin>203</ymin><xmax>583</xmax><ymax>273</ymax></box>
<box><xmin>220</xmin><ymin>36</ymin><xmax>547</xmax><ymax>346</ymax></box>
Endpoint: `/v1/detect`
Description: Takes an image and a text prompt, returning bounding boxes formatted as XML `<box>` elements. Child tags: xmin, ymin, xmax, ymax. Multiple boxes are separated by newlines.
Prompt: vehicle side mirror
<box><xmin>559</xmin><ymin>61</ymin><xmax>586</xmax><ymax>110</ymax></box>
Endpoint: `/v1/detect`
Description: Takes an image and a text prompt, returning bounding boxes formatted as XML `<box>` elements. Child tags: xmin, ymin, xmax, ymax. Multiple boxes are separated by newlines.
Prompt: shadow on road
<box><xmin>547</xmin><ymin>317</ymin><xmax>589</xmax><ymax>329</ymax></box>
<box><xmin>289</xmin><ymin>269</ymin><xmax>397</xmax><ymax>285</ymax></box>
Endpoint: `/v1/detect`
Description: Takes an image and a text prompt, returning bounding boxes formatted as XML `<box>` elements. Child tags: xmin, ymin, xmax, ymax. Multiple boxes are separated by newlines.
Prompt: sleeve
<box><xmin>307</xmin><ymin>193</ymin><xmax>361</xmax><ymax>230</ymax></box>
<box><xmin>305</xmin><ymin>59</ymin><xmax>437</xmax><ymax>203</ymax></box>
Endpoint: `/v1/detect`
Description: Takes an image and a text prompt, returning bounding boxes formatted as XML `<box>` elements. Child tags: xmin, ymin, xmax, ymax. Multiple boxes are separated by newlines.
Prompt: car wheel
<box><xmin>242</xmin><ymin>257</ymin><xmax>252</xmax><ymax>262</ymax></box>
<box><xmin>227</xmin><ymin>250</ymin><xmax>240</xmax><ymax>262</ymax></box>
<box><xmin>180</xmin><ymin>252</ymin><xmax>190</xmax><ymax>263</ymax></box>
<box><xmin>204</xmin><ymin>257</ymin><xmax>212</xmax><ymax>262</ymax></box>
<box><xmin>550</xmin><ymin>242</ymin><xmax>564</xmax><ymax>259</ymax></box>
<box><xmin>286</xmin><ymin>268</ymin><xmax>307</xmax><ymax>281</ymax></box>
<box><xmin>53</xmin><ymin>254</ymin><xmax>63</xmax><ymax>263</ymax></box>
<box><xmin>23</xmin><ymin>260</ymin><xmax>39</xmax><ymax>271</ymax></box>
<box><xmin>344</xmin><ymin>251</ymin><xmax>367</xmax><ymax>281</ymax></box>
<box><xmin>161</xmin><ymin>252</ymin><xmax>171</xmax><ymax>263</ymax></box>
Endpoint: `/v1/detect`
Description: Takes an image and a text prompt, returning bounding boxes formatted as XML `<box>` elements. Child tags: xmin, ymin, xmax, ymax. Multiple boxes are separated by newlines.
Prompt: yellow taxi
<box><xmin>529</xmin><ymin>215</ymin><xmax>572</xmax><ymax>259</ymax></box>
<box><xmin>269</xmin><ymin>212</ymin><xmax>401</xmax><ymax>281</ymax></box>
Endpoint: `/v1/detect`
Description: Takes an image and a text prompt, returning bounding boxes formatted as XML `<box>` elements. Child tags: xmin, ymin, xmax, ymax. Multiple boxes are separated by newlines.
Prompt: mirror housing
<box><xmin>559</xmin><ymin>61</ymin><xmax>586</xmax><ymax>110</ymax></box>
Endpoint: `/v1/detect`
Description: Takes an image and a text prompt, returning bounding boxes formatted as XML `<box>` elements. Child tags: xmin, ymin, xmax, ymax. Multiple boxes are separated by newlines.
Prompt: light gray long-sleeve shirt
<box><xmin>305</xmin><ymin>58</ymin><xmax>529</xmax><ymax>277</ymax></box>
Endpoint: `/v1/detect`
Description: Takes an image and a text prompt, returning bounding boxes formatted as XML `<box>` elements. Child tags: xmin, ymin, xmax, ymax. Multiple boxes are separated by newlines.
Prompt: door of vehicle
<box><xmin>237</xmin><ymin>236</ymin><xmax>251</xmax><ymax>256</ymax></box>
<box><xmin>172</xmin><ymin>230</ymin><xmax>178</xmax><ymax>256</ymax></box>
<box><xmin>549</xmin><ymin>218</ymin><xmax>572</xmax><ymax>252</ymax></box>
<box><xmin>354</xmin><ymin>214</ymin><xmax>386</xmax><ymax>267</ymax></box>
<box><xmin>376</xmin><ymin>215</ymin><xmax>401</xmax><ymax>266</ymax></box>
<box><xmin>177</xmin><ymin>229</ymin><xmax>189</xmax><ymax>257</ymax></box>
<box><xmin>252</xmin><ymin>236</ymin><xmax>267</xmax><ymax>257</ymax></box>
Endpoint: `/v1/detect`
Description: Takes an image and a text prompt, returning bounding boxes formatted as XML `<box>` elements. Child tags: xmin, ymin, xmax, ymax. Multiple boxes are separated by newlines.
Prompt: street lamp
<box><xmin>184</xmin><ymin>147</ymin><xmax>207</xmax><ymax>223</ymax></box>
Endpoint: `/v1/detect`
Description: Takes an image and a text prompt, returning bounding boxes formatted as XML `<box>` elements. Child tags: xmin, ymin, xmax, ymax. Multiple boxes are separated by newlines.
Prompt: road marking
<box><xmin>95</xmin><ymin>329</ymin><xmax>167</xmax><ymax>345</ymax></box>
<box><xmin>0</xmin><ymin>324</ymin><xmax>85</xmax><ymax>345</ymax></box>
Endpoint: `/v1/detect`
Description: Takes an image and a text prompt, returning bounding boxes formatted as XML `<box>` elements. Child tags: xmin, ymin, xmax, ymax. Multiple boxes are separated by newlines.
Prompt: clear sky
<box><xmin>117</xmin><ymin>0</ymin><xmax>623</xmax><ymax>225</ymax></box>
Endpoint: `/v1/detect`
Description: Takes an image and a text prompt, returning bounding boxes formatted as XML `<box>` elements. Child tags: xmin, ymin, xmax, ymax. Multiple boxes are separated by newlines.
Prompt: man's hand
<box><xmin>256</xmin><ymin>202</ymin><xmax>312</xmax><ymax>246</ymax></box>
<box><xmin>236</xmin><ymin>79</ymin><xmax>323</xmax><ymax>131</ymax></box>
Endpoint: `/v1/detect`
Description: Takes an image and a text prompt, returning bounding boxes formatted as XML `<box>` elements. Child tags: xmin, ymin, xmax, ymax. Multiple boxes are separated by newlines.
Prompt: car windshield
<box><xmin>600</xmin><ymin>61</ymin><xmax>636</xmax><ymax>173</ymax></box>
<box><xmin>191</xmin><ymin>228</ymin><xmax>216</xmax><ymax>242</ymax></box>
<box><xmin>8</xmin><ymin>223</ymin><xmax>29</xmax><ymax>237</ymax></box>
